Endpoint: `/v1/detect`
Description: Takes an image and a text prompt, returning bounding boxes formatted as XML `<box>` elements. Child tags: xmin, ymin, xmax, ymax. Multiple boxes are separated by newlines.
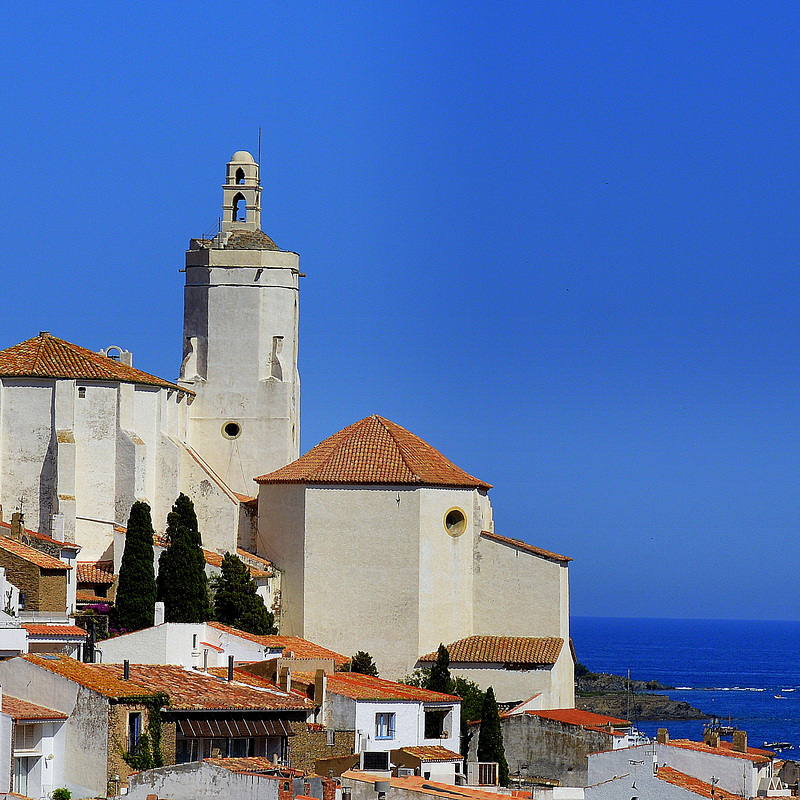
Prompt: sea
<box><xmin>571</xmin><ymin>617</ymin><xmax>800</xmax><ymax>753</ymax></box>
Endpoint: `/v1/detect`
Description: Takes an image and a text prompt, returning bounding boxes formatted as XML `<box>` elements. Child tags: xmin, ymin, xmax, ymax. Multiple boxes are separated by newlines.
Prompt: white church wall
<box><xmin>448</xmin><ymin>663</ymin><xmax>559</xmax><ymax>706</ymax></box>
<box><xmin>472</xmin><ymin>537</ymin><xmax>565</xmax><ymax>639</ymax></box>
<box><xmin>302</xmin><ymin>486</ymin><xmax>422</xmax><ymax>681</ymax></box>
<box><xmin>256</xmin><ymin>483</ymin><xmax>306</xmax><ymax>638</ymax></box>
<box><xmin>417</xmin><ymin>487</ymin><xmax>475</xmax><ymax>658</ymax></box>
<box><xmin>0</xmin><ymin>381</ymin><xmax>56</xmax><ymax>536</ymax></box>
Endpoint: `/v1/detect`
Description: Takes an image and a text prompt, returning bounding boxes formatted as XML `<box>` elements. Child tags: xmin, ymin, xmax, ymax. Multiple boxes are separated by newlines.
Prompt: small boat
<box><xmin>774</xmin><ymin>694</ymin><xmax>786</xmax><ymax>699</ymax></box>
<box><xmin>764</xmin><ymin>741</ymin><xmax>793</xmax><ymax>752</ymax></box>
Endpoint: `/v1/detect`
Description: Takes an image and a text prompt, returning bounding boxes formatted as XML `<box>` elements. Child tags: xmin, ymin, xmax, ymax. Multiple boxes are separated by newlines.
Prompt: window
<box><xmin>18</xmin><ymin>593</ymin><xmax>25</xmax><ymax>611</ymax></box>
<box><xmin>424</xmin><ymin>707</ymin><xmax>452</xmax><ymax>739</ymax></box>
<box><xmin>363</xmin><ymin>751</ymin><xmax>390</xmax><ymax>771</ymax></box>
<box><xmin>128</xmin><ymin>712</ymin><xmax>142</xmax><ymax>753</ymax></box>
<box><xmin>78</xmin><ymin>387</ymin><xmax>86</xmax><ymax>398</ymax></box>
<box><xmin>15</xmin><ymin>725</ymin><xmax>37</xmax><ymax>752</ymax></box>
<box><xmin>235</xmin><ymin>168</ymin><xmax>246</xmax><ymax>184</ymax></box>
<box><xmin>444</xmin><ymin>508</ymin><xmax>467</xmax><ymax>537</ymax></box>
<box><xmin>222</xmin><ymin>421</ymin><xmax>241</xmax><ymax>439</ymax></box>
<box><xmin>375</xmin><ymin>712</ymin><xmax>396</xmax><ymax>740</ymax></box>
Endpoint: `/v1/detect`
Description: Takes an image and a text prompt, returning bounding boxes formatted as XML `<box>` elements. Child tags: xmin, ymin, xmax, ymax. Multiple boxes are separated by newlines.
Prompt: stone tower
<box><xmin>179</xmin><ymin>151</ymin><xmax>300</xmax><ymax>497</ymax></box>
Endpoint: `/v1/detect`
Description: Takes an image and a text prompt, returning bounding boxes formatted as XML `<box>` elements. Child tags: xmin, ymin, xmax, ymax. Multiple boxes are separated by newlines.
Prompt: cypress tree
<box><xmin>116</xmin><ymin>502</ymin><xmax>157</xmax><ymax>632</ymax></box>
<box><xmin>476</xmin><ymin>686</ymin><xmax>509</xmax><ymax>786</ymax></box>
<box><xmin>156</xmin><ymin>494</ymin><xmax>213</xmax><ymax>622</ymax></box>
<box><xmin>213</xmin><ymin>552</ymin><xmax>276</xmax><ymax>635</ymax></box>
<box><xmin>428</xmin><ymin>644</ymin><xmax>451</xmax><ymax>694</ymax></box>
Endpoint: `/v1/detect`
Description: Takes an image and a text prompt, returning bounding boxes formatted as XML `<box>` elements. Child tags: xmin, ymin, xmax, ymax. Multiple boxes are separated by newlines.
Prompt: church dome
<box><xmin>255</xmin><ymin>414</ymin><xmax>492</xmax><ymax>489</ymax></box>
<box><xmin>230</xmin><ymin>150</ymin><xmax>255</xmax><ymax>163</ymax></box>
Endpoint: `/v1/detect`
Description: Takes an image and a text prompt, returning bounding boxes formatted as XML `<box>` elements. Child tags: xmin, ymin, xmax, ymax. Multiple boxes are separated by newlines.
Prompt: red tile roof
<box><xmin>0</xmin><ymin>521</ymin><xmax>80</xmax><ymax>551</ymax></box>
<box><xmin>76</xmin><ymin>561</ymin><xmax>114</xmax><ymax>584</ymax></box>
<box><xmin>255</xmin><ymin>415</ymin><xmax>491</xmax><ymax>490</ymax></box>
<box><xmin>2</xmin><ymin>695</ymin><xmax>67</xmax><ymax>722</ymax></box>
<box><xmin>23</xmin><ymin>625</ymin><xmax>87</xmax><ymax>638</ymax></box>
<box><xmin>480</xmin><ymin>531</ymin><xmax>571</xmax><ymax>563</ymax></box>
<box><xmin>399</xmin><ymin>746</ymin><xmax>463</xmax><ymax>762</ymax></box>
<box><xmin>76</xmin><ymin>591</ymin><xmax>110</xmax><ymax>604</ymax></box>
<box><xmin>98</xmin><ymin>663</ymin><xmax>312</xmax><ymax>710</ymax></box>
<box><xmin>206</xmin><ymin>756</ymin><xmax>290</xmax><ymax>774</ymax></box>
<box><xmin>200</xmin><ymin>549</ymin><xmax>273</xmax><ymax>579</ymax></box>
<box><xmin>666</xmin><ymin>738</ymin><xmax>773</xmax><ymax>764</ymax></box>
<box><xmin>24</xmin><ymin>654</ymin><xmax>154</xmax><ymax>699</ymax></box>
<box><xmin>293</xmin><ymin>671</ymin><xmax>459</xmax><ymax>702</ymax></box>
<box><xmin>344</xmin><ymin>772</ymin><xmax>501</xmax><ymax>800</ymax></box>
<box><xmin>419</xmin><ymin>636</ymin><xmax>563</xmax><ymax>666</ymax></box>
<box><xmin>0</xmin><ymin>537</ymin><xmax>70</xmax><ymax>570</ymax></box>
<box><xmin>525</xmin><ymin>709</ymin><xmax>630</xmax><ymax>731</ymax></box>
<box><xmin>656</xmin><ymin>766</ymin><xmax>741</xmax><ymax>799</ymax></box>
<box><xmin>0</xmin><ymin>332</ymin><xmax>192</xmax><ymax>393</ymax></box>
<box><xmin>24</xmin><ymin>654</ymin><xmax>311</xmax><ymax>709</ymax></box>
<box><xmin>206</xmin><ymin>623</ymin><xmax>348</xmax><ymax>666</ymax></box>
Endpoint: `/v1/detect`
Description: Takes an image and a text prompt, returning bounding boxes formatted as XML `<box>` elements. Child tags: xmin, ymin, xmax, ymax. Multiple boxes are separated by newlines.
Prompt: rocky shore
<box><xmin>576</xmin><ymin>671</ymin><xmax>708</xmax><ymax>721</ymax></box>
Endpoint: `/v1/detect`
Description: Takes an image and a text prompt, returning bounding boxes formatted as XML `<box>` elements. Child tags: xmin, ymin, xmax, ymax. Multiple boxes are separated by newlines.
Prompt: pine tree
<box><xmin>156</xmin><ymin>494</ymin><xmax>213</xmax><ymax>623</ymax></box>
<box><xmin>428</xmin><ymin>644</ymin><xmax>451</xmax><ymax>694</ymax></box>
<box><xmin>212</xmin><ymin>552</ymin><xmax>276</xmax><ymax>635</ymax></box>
<box><xmin>476</xmin><ymin>686</ymin><xmax>509</xmax><ymax>786</ymax></box>
<box><xmin>115</xmin><ymin>502</ymin><xmax>157</xmax><ymax>632</ymax></box>
<box><xmin>348</xmin><ymin>651</ymin><xmax>379</xmax><ymax>676</ymax></box>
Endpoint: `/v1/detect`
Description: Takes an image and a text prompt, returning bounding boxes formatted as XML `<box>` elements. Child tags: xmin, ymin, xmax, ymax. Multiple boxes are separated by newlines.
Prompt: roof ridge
<box><xmin>375</xmin><ymin>416</ymin><xmax>422</xmax><ymax>484</ymax></box>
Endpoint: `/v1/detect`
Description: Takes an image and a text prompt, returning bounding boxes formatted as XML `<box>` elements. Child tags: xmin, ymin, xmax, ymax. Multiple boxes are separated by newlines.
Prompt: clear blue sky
<box><xmin>0</xmin><ymin>1</ymin><xmax>798</xmax><ymax>619</ymax></box>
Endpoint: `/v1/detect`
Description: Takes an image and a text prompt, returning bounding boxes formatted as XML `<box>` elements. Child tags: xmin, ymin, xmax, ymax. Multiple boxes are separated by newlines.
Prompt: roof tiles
<box><xmin>656</xmin><ymin>766</ymin><xmax>742</xmax><ymax>799</ymax></box>
<box><xmin>665</xmin><ymin>738</ymin><xmax>773</xmax><ymax>764</ymax></box>
<box><xmin>525</xmin><ymin>709</ymin><xmax>630</xmax><ymax>730</ymax></box>
<box><xmin>399</xmin><ymin>746</ymin><xmax>463</xmax><ymax>762</ymax></box>
<box><xmin>0</xmin><ymin>332</ymin><xmax>190</xmax><ymax>393</ymax></box>
<box><xmin>419</xmin><ymin>636</ymin><xmax>564</xmax><ymax>666</ymax></box>
<box><xmin>292</xmin><ymin>671</ymin><xmax>459</xmax><ymax>702</ymax></box>
<box><xmin>255</xmin><ymin>415</ymin><xmax>491</xmax><ymax>490</ymax></box>
<box><xmin>480</xmin><ymin>531</ymin><xmax>571</xmax><ymax>563</ymax></box>
<box><xmin>76</xmin><ymin>561</ymin><xmax>114</xmax><ymax>584</ymax></box>
<box><xmin>22</xmin><ymin>625</ymin><xmax>87</xmax><ymax>638</ymax></box>
<box><xmin>2</xmin><ymin>695</ymin><xmax>67</xmax><ymax>722</ymax></box>
<box><xmin>0</xmin><ymin>537</ymin><xmax>70</xmax><ymax>570</ymax></box>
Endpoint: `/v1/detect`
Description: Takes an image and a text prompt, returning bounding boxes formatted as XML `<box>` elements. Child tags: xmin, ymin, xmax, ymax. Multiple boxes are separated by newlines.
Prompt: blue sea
<box><xmin>571</xmin><ymin>617</ymin><xmax>800</xmax><ymax>752</ymax></box>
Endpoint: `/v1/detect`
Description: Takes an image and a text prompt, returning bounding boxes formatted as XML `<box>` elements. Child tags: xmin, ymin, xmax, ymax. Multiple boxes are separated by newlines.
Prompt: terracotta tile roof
<box><xmin>23</xmin><ymin>624</ymin><xmax>87</xmax><ymax>638</ymax></box>
<box><xmin>0</xmin><ymin>521</ymin><xmax>80</xmax><ymax>551</ymax></box>
<box><xmin>98</xmin><ymin>663</ymin><xmax>313</xmax><ymax>710</ymax></box>
<box><xmin>666</xmin><ymin>738</ymin><xmax>773</xmax><ymax>764</ymax></box>
<box><xmin>76</xmin><ymin>591</ymin><xmax>110</xmax><ymax>604</ymax></box>
<box><xmin>293</xmin><ymin>671</ymin><xmax>459</xmax><ymax>702</ymax></box>
<box><xmin>480</xmin><ymin>531</ymin><xmax>571</xmax><ymax>563</ymax></box>
<box><xmin>525</xmin><ymin>709</ymin><xmax>630</xmax><ymax>731</ymax></box>
<box><xmin>2</xmin><ymin>695</ymin><xmax>67</xmax><ymax>722</ymax></box>
<box><xmin>255</xmin><ymin>415</ymin><xmax>491</xmax><ymax>490</ymax></box>
<box><xmin>656</xmin><ymin>766</ymin><xmax>741</xmax><ymax>799</ymax></box>
<box><xmin>343</xmin><ymin>771</ymin><xmax>501</xmax><ymax>800</ymax></box>
<box><xmin>0</xmin><ymin>332</ymin><xmax>192</xmax><ymax>394</ymax></box>
<box><xmin>24</xmin><ymin>654</ymin><xmax>154</xmax><ymax>699</ymax></box>
<box><xmin>76</xmin><ymin>560</ymin><xmax>114</xmax><ymax>584</ymax></box>
<box><xmin>419</xmin><ymin>636</ymin><xmax>563</xmax><ymax>666</ymax></box>
<box><xmin>200</xmin><ymin>550</ymin><xmax>273</xmax><ymax>579</ymax></box>
<box><xmin>0</xmin><ymin>536</ymin><xmax>70</xmax><ymax>570</ymax></box>
<box><xmin>206</xmin><ymin>623</ymin><xmax>348</xmax><ymax>666</ymax></box>
<box><xmin>206</xmin><ymin>756</ymin><xmax>288</xmax><ymax>774</ymax></box>
<box><xmin>399</xmin><ymin>746</ymin><xmax>463</xmax><ymax>762</ymax></box>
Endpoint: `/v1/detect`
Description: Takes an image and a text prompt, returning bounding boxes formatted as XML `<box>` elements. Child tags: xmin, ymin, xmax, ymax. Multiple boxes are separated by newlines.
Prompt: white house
<box><xmin>96</xmin><ymin>621</ymin><xmax>348</xmax><ymax>671</ymax></box>
<box><xmin>290</xmin><ymin>670</ymin><xmax>463</xmax><ymax>783</ymax></box>
<box><xmin>586</xmin><ymin>732</ymin><xmax>788</xmax><ymax>800</ymax></box>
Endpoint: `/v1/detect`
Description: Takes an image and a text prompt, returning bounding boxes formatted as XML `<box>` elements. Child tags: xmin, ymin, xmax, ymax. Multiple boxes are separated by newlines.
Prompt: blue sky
<box><xmin>0</xmin><ymin>1</ymin><xmax>798</xmax><ymax>619</ymax></box>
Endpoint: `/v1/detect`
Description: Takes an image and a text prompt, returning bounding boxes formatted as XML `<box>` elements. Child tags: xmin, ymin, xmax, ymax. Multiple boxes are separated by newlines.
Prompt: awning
<box><xmin>177</xmin><ymin>718</ymin><xmax>294</xmax><ymax>738</ymax></box>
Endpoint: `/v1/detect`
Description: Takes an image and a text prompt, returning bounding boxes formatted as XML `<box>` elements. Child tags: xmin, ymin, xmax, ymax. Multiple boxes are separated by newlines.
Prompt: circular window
<box><xmin>444</xmin><ymin>507</ymin><xmax>467</xmax><ymax>537</ymax></box>
<box><xmin>222</xmin><ymin>421</ymin><xmax>241</xmax><ymax>439</ymax></box>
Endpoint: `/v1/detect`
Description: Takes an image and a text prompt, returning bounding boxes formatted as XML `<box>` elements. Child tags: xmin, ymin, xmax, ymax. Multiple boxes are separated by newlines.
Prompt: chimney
<box><xmin>703</xmin><ymin>728</ymin><xmax>720</xmax><ymax>748</ymax></box>
<box><xmin>279</xmin><ymin>666</ymin><xmax>291</xmax><ymax>692</ymax></box>
<box><xmin>123</xmin><ymin>660</ymin><xmax>130</xmax><ymax>680</ymax></box>
<box><xmin>0</xmin><ymin>505</ymin><xmax>4</xmax><ymax>523</ymax></box>
<box><xmin>732</xmin><ymin>730</ymin><xmax>748</xmax><ymax>753</ymax></box>
<box><xmin>314</xmin><ymin>668</ymin><xmax>326</xmax><ymax>704</ymax></box>
<box><xmin>10</xmin><ymin>513</ymin><xmax>23</xmax><ymax>540</ymax></box>
<box><xmin>154</xmin><ymin>602</ymin><xmax>165</xmax><ymax>626</ymax></box>
<box><xmin>227</xmin><ymin>655</ymin><xmax>234</xmax><ymax>682</ymax></box>
<box><xmin>656</xmin><ymin>728</ymin><xmax>669</xmax><ymax>745</ymax></box>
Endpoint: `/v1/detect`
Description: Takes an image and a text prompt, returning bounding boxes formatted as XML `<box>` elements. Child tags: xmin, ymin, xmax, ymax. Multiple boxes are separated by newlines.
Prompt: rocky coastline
<box><xmin>576</xmin><ymin>671</ymin><xmax>708</xmax><ymax>721</ymax></box>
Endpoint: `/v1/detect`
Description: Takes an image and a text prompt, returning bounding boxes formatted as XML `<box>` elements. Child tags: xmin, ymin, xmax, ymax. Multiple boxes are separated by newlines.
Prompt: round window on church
<box><xmin>222</xmin><ymin>421</ymin><xmax>241</xmax><ymax>439</ymax></box>
<box><xmin>444</xmin><ymin>507</ymin><xmax>467</xmax><ymax>537</ymax></box>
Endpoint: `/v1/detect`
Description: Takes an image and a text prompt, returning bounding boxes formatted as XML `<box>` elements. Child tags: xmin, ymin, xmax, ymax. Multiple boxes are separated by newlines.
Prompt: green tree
<box><xmin>156</xmin><ymin>494</ymin><xmax>213</xmax><ymax>622</ymax></box>
<box><xmin>116</xmin><ymin>502</ymin><xmax>157</xmax><ymax>632</ymax></box>
<box><xmin>212</xmin><ymin>552</ymin><xmax>276</xmax><ymax>635</ymax></box>
<box><xmin>453</xmin><ymin>676</ymin><xmax>485</xmax><ymax>758</ymax></box>
<box><xmin>476</xmin><ymin>686</ymin><xmax>509</xmax><ymax>786</ymax></box>
<box><xmin>428</xmin><ymin>644</ymin><xmax>451</xmax><ymax>694</ymax></box>
<box><xmin>347</xmin><ymin>651</ymin><xmax>379</xmax><ymax>676</ymax></box>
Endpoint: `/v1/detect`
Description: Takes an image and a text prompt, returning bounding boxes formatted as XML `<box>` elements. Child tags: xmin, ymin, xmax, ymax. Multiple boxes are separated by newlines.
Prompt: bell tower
<box><xmin>179</xmin><ymin>151</ymin><xmax>300</xmax><ymax>497</ymax></box>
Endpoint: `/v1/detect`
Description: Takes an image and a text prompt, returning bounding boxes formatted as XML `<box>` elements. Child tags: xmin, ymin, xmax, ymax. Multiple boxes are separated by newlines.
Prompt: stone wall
<box><xmin>107</xmin><ymin>702</ymin><xmax>155</xmax><ymax>793</ymax></box>
<box><xmin>468</xmin><ymin>713</ymin><xmax>616</xmax><ymax>788</ymax></box>
<box><xmin>40</xmin><ymin>568</ymin><xmax>67</xmax><ymax>611</ymax></box>
<box><xmin>289</xmin><ymin>724</ymin><xmax>355</xmax><ymax>773</ymax></box>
